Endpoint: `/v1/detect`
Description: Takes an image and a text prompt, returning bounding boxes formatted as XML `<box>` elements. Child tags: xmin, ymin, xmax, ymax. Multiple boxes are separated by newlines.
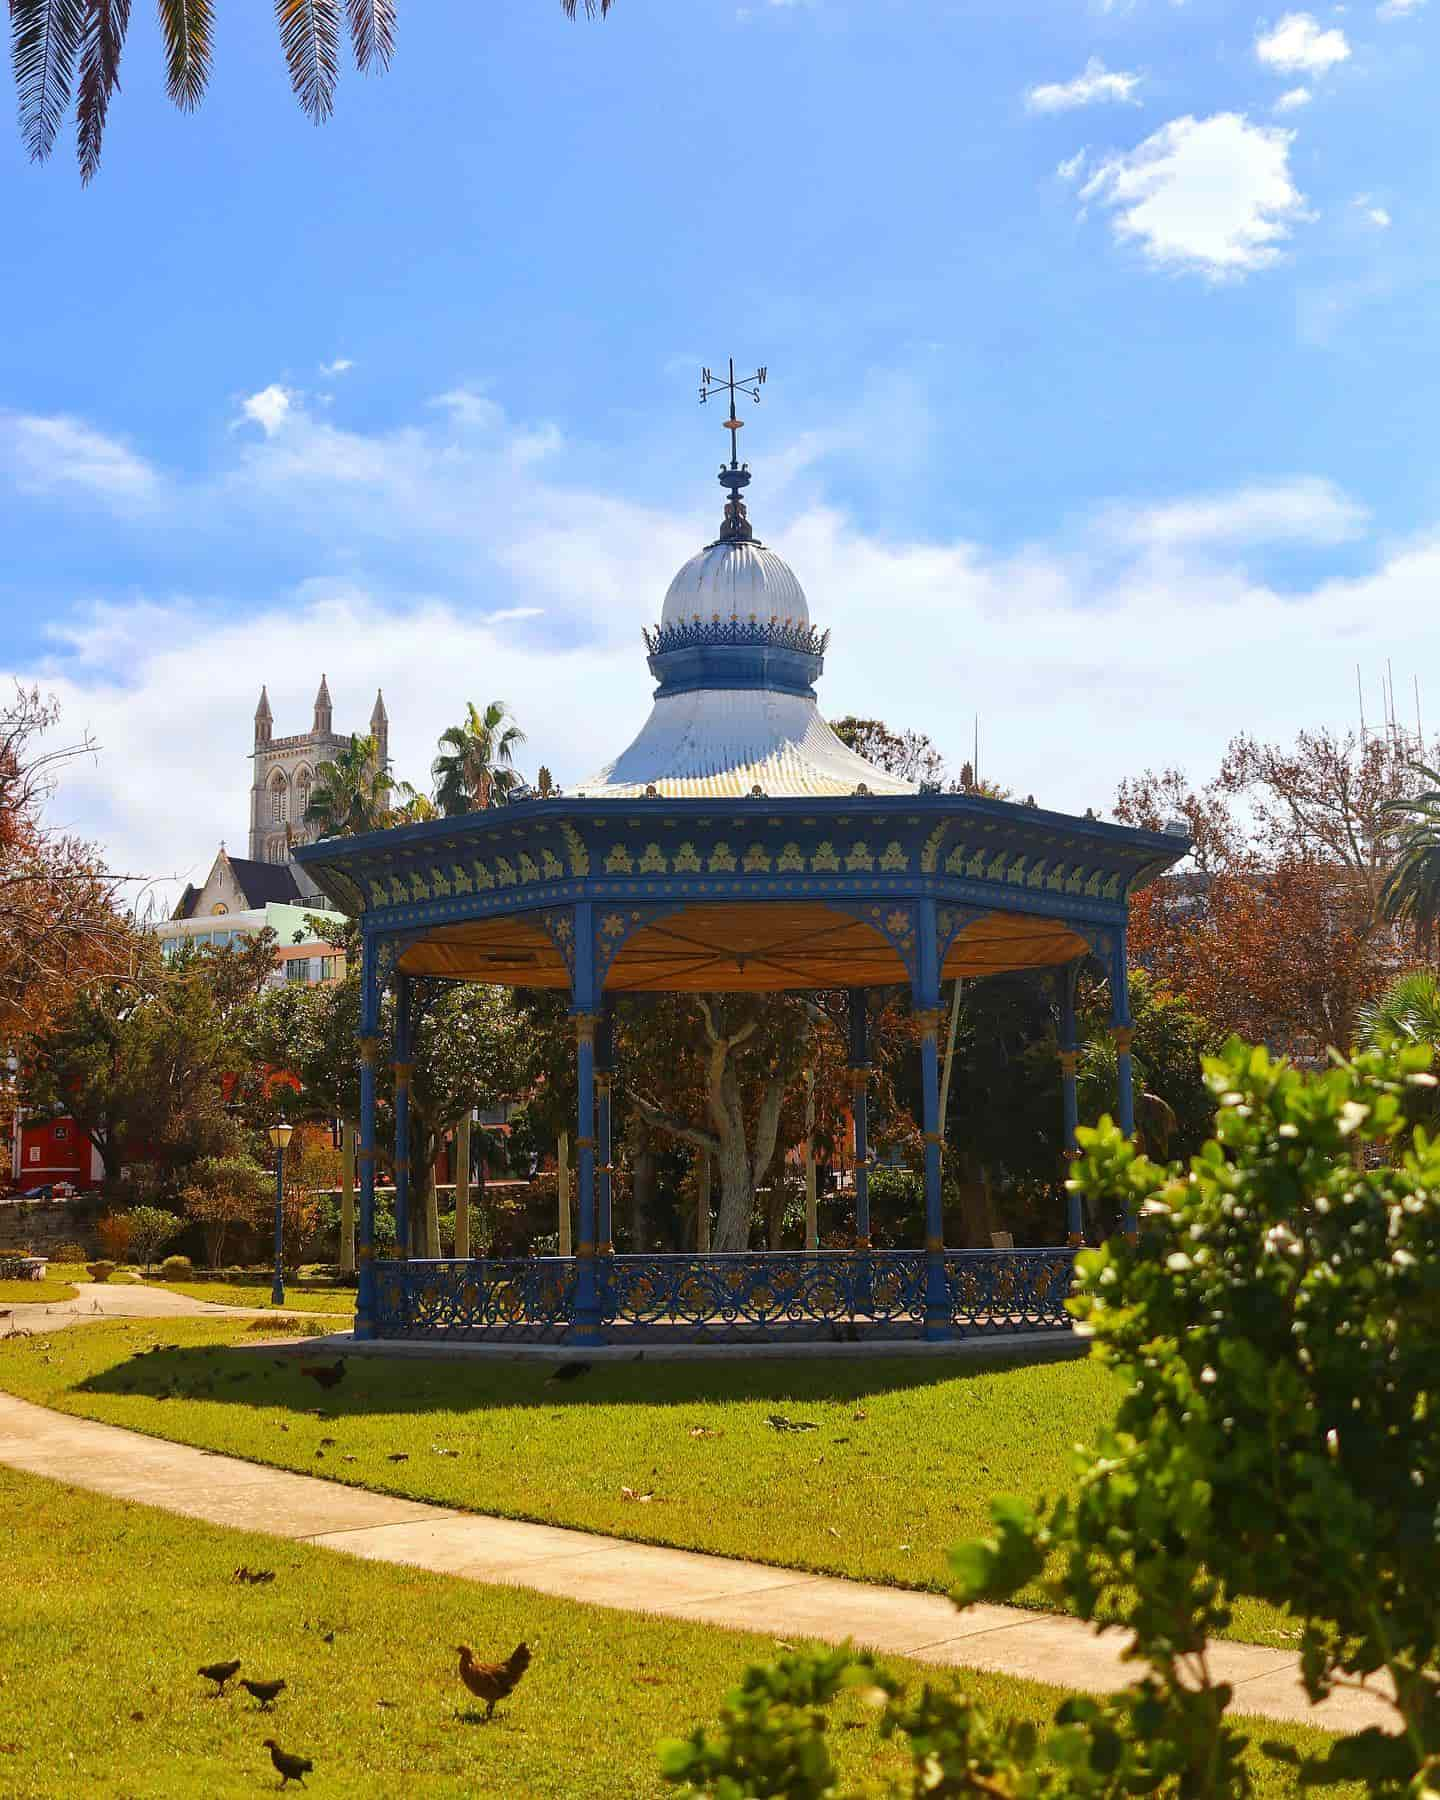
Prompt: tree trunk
<box><xmin>804</xmin><ymin>1067</ymin><xmax>817</xmax><ymax>1250</ymax></box>
<box><xmin>421</xmin><ymin>1132</ymin><xmax>440</xmax><ymax>1257</ymax></box>
<box><xmin>454</xmin><ymin>1115</ymin><xmax>470</xmax><ymax>1260</ymax></box>
<box><xmin>633</xmin><ymin>1144</ymin><xmax>655</xmax><ymax>1250</ymax></box>
<box><xmin>340</xmin><ymin>1118</ymin><xmax>356</xmax><ymax>1274</ymax></box>
<box><xmin>696</xmin><ymin>1148</ymin><xmax>711</xmax><ymax>1251</ymax></box>
<box><xmin>557</xmin><ymin>1130</ymin><xmax>571</xmax><ymax>1255</ymax></box>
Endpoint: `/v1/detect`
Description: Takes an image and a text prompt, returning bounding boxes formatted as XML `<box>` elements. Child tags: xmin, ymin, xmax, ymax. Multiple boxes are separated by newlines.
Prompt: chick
<box><xmin>197</xmin><ymin>1658</ymin><xmax>241</xmax><ymax>1696</ymax></box>
<box><xmin>241</xmin><ymin>1677</ymin><xmax>288</xmax><ymax>1710</ymax></box>
<box><xmin>263</xmin><ymin>1739</ymin><xmax>313</xmax><ymax>1788</ymax></box>
<box><xmin>455</xmin><ymin>1642</ymin><xmax>531</xmax><ymax>1720</ymax></box>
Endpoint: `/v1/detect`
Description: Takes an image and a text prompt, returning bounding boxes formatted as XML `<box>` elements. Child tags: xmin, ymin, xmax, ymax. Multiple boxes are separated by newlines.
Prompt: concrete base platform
<box><xmin>261</xmin><ymin>1328</ymin><xmax>1089</xmax><ymax>1367</ymax></box>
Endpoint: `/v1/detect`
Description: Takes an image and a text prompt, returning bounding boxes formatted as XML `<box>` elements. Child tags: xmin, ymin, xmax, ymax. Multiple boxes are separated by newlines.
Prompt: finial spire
<box><xmin>700</xmin><ymin>356</ymin><xmax>767</xmax><ymax>543</ymax></box>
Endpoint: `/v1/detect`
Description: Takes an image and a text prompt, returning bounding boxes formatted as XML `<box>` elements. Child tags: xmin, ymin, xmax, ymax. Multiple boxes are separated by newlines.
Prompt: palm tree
<box><xmin>1379</xmin><ymin>765</ymin><xmax>1440</xmax><ymax>938</ymax></box>
<box><xmin>1355</xmin><ymin>969</ymin><xmax>1440</xmax><ymax>1052</ymax></box>
<box><xmin>11</xmin><ymin>1</ymin><xmax>612</xmax><ymax>181</ymax></box>
<box><xmin>432</xmin><ymin>701</ymin><xmax>527</xmax><ymax>818</ymax></box>
<box><xmin>304</xmin><ymin>734</ymin><xmax>396</xmax><ymax>840</ymax></box>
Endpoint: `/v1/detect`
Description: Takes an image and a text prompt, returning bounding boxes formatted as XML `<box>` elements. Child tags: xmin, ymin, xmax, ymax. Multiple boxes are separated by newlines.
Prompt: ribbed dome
<box><xmin>660</xmin><ymin>540</ymin><xmax>810</xmax><ymax>631</ymax></box>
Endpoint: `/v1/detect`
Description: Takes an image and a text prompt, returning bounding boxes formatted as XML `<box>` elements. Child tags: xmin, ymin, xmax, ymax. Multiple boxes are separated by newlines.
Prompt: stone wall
<box><xmin>0</xmin><ymin>1201</ymin><xmax>98</xmax><ymax>1256</ymax></box>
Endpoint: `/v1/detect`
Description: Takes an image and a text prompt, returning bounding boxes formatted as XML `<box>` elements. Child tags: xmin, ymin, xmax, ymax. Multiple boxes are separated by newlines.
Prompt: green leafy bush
<box><xmin>664</xmin><ymin>1040</ymin><xmax>1440</xmax><ymax>1797</ymax></box>
<box><xmin>123</xmin><ymin>1205</ymin><xmax>183</xmax><ymax>1271</ymax></box>
<box><xmin>50</xmin><ymin>1241</ymin><xmax>90</xmax><ymax>1263</ymax></box>
<box><xmin>159</xmin><ymin>1254</ymin><xmax>193</xmax><ymax>1278</ymax></box>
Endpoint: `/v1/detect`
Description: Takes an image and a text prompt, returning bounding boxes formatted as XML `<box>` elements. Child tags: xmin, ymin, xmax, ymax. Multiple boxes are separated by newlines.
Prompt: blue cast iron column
<box><xmin>847</xmin><ymin>987</ymin><xmax>871</xmax><ymax>1245</ymax></box>
<box><xmin>355</xmin><ymin>932</ymin><xmax>380</xmax><ymax>1339</ymax></box>
<box><xmin>1059</xmin><ymin>961</ymin><xmax>1083</xmax><ymax>1244</ymax></box>
<box><xmin>914</xmin><ymin>901</ymin><xmax>951</xmax><ymax>1341</ymax></box>
<box><xmin>569</xmin><ymin>902</ymin><xmax>604</xmax><ymax>1345</ymax></box>
<box><xmin>596</xmin><ymin>1002</ymin><xmax>614</xmax><ymax>1254</ymax></box>
<box><xmin>393</xmin><ymin>968</ymin><xmax>412</xmax><ymax>1260</ymax></box>
<box><xmin>1111</xmin><ymin>930</ymin><xmax>1137</xmax><ymax>1239</ymax></box>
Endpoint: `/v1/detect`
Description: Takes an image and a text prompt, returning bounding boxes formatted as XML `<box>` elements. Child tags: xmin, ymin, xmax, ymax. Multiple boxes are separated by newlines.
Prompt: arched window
<box><xmin>269</xmin><ymin>772</ymin><xmax>289</xmax><ymax>824</ymax></box>
<box><xmin>267</xmin><ymin>836</ymin><xmax>287</xmax><ymax>864</ymax></box>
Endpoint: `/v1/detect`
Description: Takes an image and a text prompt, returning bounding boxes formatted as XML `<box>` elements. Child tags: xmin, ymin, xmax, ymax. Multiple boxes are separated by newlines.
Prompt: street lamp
<box><xmin>268</xmin><ymin>1120</ymin><xmax>294</xmax><ymax>1306</ymax></box>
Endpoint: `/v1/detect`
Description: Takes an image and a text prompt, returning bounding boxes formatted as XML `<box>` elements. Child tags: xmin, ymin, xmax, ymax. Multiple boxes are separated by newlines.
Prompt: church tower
<box><xmin>248</xmin><ymin>677</ymin><xmax>367</xmax><ymax>863</ymax></box>
<box><xmin>370</xmin><ymin>689</ymin><xmax>389</xmax><ymax>769</ymax></box>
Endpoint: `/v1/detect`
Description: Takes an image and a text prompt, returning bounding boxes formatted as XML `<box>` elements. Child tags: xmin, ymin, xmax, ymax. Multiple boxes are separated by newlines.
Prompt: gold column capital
<box><xmin>1058</xmin><ymin>1049</ymin><xmax>1079</xmax><ymax>1077</ymax></box>
<box><xmin>922</xmin><ymin>1130</ymin><xmax>945</xmax><ymax>1148</ymax></box>
<box><xmin>924</xmin><ymin>1234</ymin><xmax>945</xmax><ymax>1253</ymax></box>
<box><xmin>574</xmin><ymin>1012</ymin><xmax>600</xmax><ymax>1046</ymax></box>
<box><xmin>1112</xmin><ymin>1025</ymin><xmax>1134</xmax><ymax>1054</ymax></box>
<box><xmin>358</xmin><ymin>1035</ymin><xmax>381</xmax><ymax>1067</ymax></box>
<box><xmin>914</xmin><ymin>1008</ymin><xmax>943</xmax><ymax>1035</ymax></box>
<box><xmin>393</xmin><ymin>1061</ymin><xmax>413</xmax><ymax>1086</ymax></box>
<box><xmin>596</xmin><ymin>1073</ymin><xmax>613</xmax><ymax>1095</ymax></box>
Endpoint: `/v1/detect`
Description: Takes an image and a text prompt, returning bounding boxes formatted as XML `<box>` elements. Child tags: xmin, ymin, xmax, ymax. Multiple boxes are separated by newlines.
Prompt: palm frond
<box><xmin>276</xmin><ymin>0</ymin><xmax>339</xmax><ymax>123</ymax></box>
<box><xmin>156</xmin><ymin>0</ymin><xmax>213</xmax><ymax>110</ymax></box>
<box><xmin>11</xmin><ymin>0</ymin><xmax>88</xmax><ymax>162</ymax></box>
<box><xmin>559</xmin><ymin>0</ymin><xmax>613</xmax><ymax>14</ymax></box>
<box><xmin>345</xmin><ymin>0</ymin><xmax>393</xmax><ymax>71</ymax></box>
<box><xmin>76</xmin><ymin>0</ymin><xmax>131</xmax><ymax>182</ymax></box>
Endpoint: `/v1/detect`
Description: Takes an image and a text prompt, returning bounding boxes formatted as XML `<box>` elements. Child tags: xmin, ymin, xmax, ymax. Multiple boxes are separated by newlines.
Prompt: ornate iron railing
<box><xmin>642</xmin><ymin>616</ymin><xmax>830</xmax><ymax>658</ymax></box>
<box><xmin>369</xmin><ymin>1249</ymin><xmax>1077</xmax><ymax>1343</ymax></box>
<box><xmin>373</xmin><ymin>1257</ymin><xmax>576</xmax><ymax>1342</ymax></box>
<box><xmin>944</xmin><ymin>1250</ymin><xmax>1077</xmax><ymax>1334</ymax></box>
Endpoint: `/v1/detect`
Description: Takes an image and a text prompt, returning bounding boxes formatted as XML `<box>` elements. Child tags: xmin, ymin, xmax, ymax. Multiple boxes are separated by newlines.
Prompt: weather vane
<box><xmin>700</xmin><ymin>358</ymin><xmax>767</xmax><ymax>543</ymax></box>
<box><xmin>699</xmin><ymin>357</ymin><xmax>767</xmax><ymax>468</ymax></box>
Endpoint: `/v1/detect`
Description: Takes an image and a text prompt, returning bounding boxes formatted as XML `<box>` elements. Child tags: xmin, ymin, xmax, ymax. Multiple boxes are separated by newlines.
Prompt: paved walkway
<box><xmin>0</xmin><ymin>1280</ymin><xmax>329</xmax><ymax>1333</ymax></box>
<box><xmin>0</xmin><ymin>1391</ymin><xmax>1394</xmax><ymax>1736</ymax></box>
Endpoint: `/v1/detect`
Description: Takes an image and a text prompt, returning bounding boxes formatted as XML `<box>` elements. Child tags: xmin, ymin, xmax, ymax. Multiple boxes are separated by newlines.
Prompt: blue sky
<box><xmin>2</xmin><ymin>0</ymin><xmax>1436</xmax><ymax>897</ymax></box>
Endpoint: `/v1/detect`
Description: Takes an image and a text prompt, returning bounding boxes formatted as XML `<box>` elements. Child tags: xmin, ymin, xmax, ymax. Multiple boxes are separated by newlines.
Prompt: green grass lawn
<box><xmin>0</xmin><ymin>1319</ymin><xmax>1295</xmax><ymax>1649</ymax></box>
<box><xmin>0</xmin><ymin>1463</ymin><xmax>1365</xmax><ymax>1798</ymax></box>
<box><xmin>0</xmin><ymin>1275</ymin><xmax>79</xmax><ymax>1304</ymax></box>
<box><xmin>150</xmin><ymin>1278</ymin><xmax>356</xmax><ymax>1315</ymax></box>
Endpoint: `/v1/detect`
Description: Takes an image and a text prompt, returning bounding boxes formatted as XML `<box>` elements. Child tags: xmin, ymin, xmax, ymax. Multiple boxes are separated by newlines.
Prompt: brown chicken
<box><xmin>263</xmin><ymin>1739</ymin><xmax>313</xmax><ymax>1788</ymax></box>
<box><xmin>298</xmin><ymin>1359</ymin><xmax>346</xmax><ymax>1390</ymax></box>
<box><xmin>455</xmin><ymin>1642</ymin><xmax>531</xmax><ymax>1720</ymax></box>
<box><xmin>197</xmin><ymin>1658</ymin><xmax>241</xmax><ymax>1696</ymax></box>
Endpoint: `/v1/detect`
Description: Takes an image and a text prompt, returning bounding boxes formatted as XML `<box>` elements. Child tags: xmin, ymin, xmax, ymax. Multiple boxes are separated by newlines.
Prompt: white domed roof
<box><xmin>660</xmin><ymin>539</ymin><xmax>810</xmax><ymax>631</ymax></box>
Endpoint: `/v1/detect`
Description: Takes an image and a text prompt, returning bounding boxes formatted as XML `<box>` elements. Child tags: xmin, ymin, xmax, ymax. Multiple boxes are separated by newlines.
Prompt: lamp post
<box><xmin>268</xmin><ymin>1120</ymin><xmax>294</xmax><ymax>1306</ymax></box>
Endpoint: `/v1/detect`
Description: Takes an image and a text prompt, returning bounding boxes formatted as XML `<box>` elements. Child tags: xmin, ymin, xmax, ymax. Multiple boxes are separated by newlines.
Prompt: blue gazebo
<box><xmin>296</xmin><ymin>388</ymin><xmax>1187</xmax><ymax>1346</ymax></box>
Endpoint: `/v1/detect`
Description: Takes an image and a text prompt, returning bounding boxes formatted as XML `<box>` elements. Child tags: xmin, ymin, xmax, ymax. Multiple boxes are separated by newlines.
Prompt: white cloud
<box><xmin>1354</xmin><ymin>194</ymin><xmax>1392</xmax><ymax>227</ymax></box>
<box><xmin>1105</xmin><ymin>476</ymin><xmax>1369</xmax><ymax>548</ymax></box>
<box><xmin>1255</xmin><ymin>12</ymin><xmax>1351</xmax><ymax>74</ymax></box>
<box><xmin>1273</xmin><ymin>86</ymin><xmax>1312</xmax><ymax>111</ymax></box>
<box><xmin>1026</xmin><ymin>57</ymin><xmax>1142</xmax><ymax>112</ymax></box>
<box><xmin>1078</xmin><ymin>113</ymin><xmax>1309</xmax><ymax>278</ymax></box>
<box><xmin>319</xmin><ymin>358</ymin><xmax>354</xmax><ymax>377</ymax></box>
<box><xmin>0</xmin><ymin>412</ymin><xmax>159</xmax><ymax>508</ymax></box>
<box><xmin>1057</xmin><ymin>149</ymin><xmax>1088</xmax><ymax>182</ymax></box>
<box><xmin>6</xmin><ymin>394</ymin><xmax>1416</xmax><ymax>914</ymax></box>
<box><xmin>239</xmin><ymin>385</ymin><xmax>295</xmax><ymax>437</ymax></box>
<box><xmin>1377</xmin><ymin>0</ymin><xmax>1423</xmax><ymax>17</ymax></box>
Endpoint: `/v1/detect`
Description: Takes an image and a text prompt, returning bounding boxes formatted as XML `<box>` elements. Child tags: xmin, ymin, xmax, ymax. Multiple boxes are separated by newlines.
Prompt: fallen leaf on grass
<box><xmin>129</xmin><ymin>1712</ymin><xmax>144</xmax><ymax>1722</ymax></box>
<box><xmin>688</xmin><ymin>1426</ymin><xmax>722</xmax><ymax>1439</ymax></box>
<box><xmin>387</xmin><ymin>1453</ymin><xmax>409</xmax><ymax>1463</ymax></box>
<box><xmin>431</xmin><ymin>1446</ymin><xmax>459</xmax><ymax>1457</ymax></box>
<box><xmin>826</xmin><ymin>1527</ymin><xmax>841</xmax><ymax>1539</ymax></box>
<box><xmin>766</xmin><ymin>1414</ymin><xmax>818</xmax><ymax>1433</ymax></box>
<box><xmin>620</xmin><ymin>1485</ymin><xmax>656</xmax><ymax>1503</ymax></box>
<box><xmin>343</xmin><ymin>1455</ymin><xmax>358</xmax><ymax>1463</ymax></box>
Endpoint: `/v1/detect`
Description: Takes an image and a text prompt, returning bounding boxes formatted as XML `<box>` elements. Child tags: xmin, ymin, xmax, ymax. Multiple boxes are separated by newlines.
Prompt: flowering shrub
<box><xmin>663</xmin><ymin>1040</ymin><xmax>1440</xmax><ymax>1797</ymax></box>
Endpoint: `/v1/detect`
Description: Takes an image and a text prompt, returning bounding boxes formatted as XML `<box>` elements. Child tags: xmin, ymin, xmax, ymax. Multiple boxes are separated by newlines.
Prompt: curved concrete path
<box><xmin>0</xmin><ymin>1279</ymin><xmax>331</xmax><ymax>1333</ymax></box>
<box><xmin>0</xmin><ymin>1390</ymin><xmax>1395</xmax><ymax>1738</ymax></box>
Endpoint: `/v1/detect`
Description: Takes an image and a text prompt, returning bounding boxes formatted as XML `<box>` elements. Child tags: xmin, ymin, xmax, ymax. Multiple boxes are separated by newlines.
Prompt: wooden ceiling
<box><xmin>396</xmin><ymin>901</ymin><xmax>1090</xmax><ymax>992</ymax></box>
